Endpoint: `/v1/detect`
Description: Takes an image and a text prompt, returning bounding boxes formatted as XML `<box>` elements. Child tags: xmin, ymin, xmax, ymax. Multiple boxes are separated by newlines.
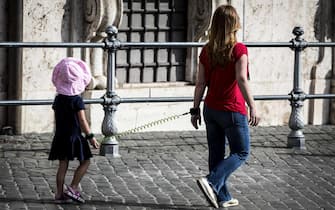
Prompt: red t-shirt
<box><xmin>199</xmin><ymin>42</ymin><xmax>248</xmax><ymax>115</ymax></box>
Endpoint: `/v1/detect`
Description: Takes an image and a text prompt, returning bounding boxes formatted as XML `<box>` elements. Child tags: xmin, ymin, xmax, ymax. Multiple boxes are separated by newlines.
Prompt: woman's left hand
<box><xmin>248</xmin><ymin>107</ymin><xmax>260</xmax><ymax>126</ymax></box>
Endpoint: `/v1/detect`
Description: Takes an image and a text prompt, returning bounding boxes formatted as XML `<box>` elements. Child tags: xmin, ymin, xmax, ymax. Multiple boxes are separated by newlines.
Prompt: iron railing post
<box><xmin>287</xmin><ymin>26</ymin><xmax>307</xmax><ymax>149</ymax></box>
<box><xmin>100</xmin><ymin>26</ymin><xmax>121</xmax><ymax>157</ymax></box>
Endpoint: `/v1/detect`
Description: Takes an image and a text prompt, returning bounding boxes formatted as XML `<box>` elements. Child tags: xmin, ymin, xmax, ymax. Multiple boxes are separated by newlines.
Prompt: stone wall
<box><xmin>3</xmin><ymin>0</ymin><xmax>334</xmax><ymax>133</ymax></box>
<box><xmin>0</xmin><ymin>1</ymin><xmax>7</xmax><ymax>129</ymax></box>
<box><xmin>235</xmin><ymin>0</ymin><xmax>333</xmax><ymax>125</ymax></box>
<box><xmin>17</xmin><ymin>0</ymin><xmax>67</xmax><ymax>133</ymax></box>
<box><xmin>12</xmin><ymin>0</ymin><xmax>87</xmax><ymax>133</ymax></box>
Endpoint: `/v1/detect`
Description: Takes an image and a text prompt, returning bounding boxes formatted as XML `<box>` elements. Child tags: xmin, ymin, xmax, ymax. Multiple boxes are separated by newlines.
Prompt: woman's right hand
<box><xmin>191</xmin><ymin>114</ymin><xmax>201</xmax><ymax>129</ymax></box>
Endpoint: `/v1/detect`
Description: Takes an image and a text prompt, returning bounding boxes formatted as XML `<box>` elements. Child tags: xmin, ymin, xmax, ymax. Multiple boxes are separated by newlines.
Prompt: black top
<box><xmin>48</xmin><ymin>94</ymin><xmax>92</xmax><ymax>161</ymax></box>
<box><xmin>53</xmin><ymin>95</ymin><xmax>84</xmax><ymax>137</ymax></box>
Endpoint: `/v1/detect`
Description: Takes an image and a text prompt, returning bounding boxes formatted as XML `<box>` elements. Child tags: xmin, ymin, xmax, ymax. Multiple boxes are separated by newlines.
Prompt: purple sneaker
<box><xmin>64</xmin><ymin>185</ymin><xmax>85</xmax><ymax>203</ymax></box>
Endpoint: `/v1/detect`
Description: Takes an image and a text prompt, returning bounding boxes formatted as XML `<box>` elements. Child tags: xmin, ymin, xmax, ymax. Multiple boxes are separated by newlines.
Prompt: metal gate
<box><xmin>117</xmin><ymin>0</ymin><xmax>188</xmax><ymax>83</ymax></box>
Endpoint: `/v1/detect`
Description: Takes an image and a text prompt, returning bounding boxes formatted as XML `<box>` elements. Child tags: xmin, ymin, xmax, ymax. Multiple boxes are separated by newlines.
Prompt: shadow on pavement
<box><xmin>276</xmin><ymin>151</ymin><xmax>335</xmax><ymax>157</ymax></box>
<box><xmin>0</xmin><ymin>197</ymin><xmax>209</xmax><ymax>210</ymax></box>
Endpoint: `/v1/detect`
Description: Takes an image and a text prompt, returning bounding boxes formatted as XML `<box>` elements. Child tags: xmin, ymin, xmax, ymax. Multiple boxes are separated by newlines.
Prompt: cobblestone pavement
<box><xmin>0</xmin><ymin>125</ymin><xmax>335</xmax><ymax>210</ymax></box>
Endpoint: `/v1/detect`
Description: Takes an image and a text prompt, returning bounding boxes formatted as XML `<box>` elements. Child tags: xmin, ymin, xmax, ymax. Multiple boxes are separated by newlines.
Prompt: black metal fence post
<box><xmin>100</xmin><ymin>26</ymin><xmax>121</xmax><ymax>157</ymax></box>
<box><xmin>287</xmin><ymin>26</ymin><xmax>307</xmax><ymax>149</ymax></box>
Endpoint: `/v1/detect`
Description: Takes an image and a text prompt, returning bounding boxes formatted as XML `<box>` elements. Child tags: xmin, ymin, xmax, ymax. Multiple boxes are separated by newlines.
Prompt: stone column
<box><xmin>330</xmin><ymin>65</ymin><xmax>335</xmax><ymax>124</ymax></box>
<box><xmin>185</xmin><ymin>0</ymin><xmax>239</xmax><ymax>83</ymax></box>
<box><xmin>68</xmin><ymin>0</ymin><xmax>84</xmax><ymax>58</ymax></box>
<box><xmin>84</xmin><ymin>0</ymin><xmax>123</xmax><ymax>90</ymax></box>
<box><xmin>0</xmin><ymin>0</ymin><xmax>7</xmax><ymax>130</ymax></box>
<box><xmin>185</xmin><ymin>0</ymin><xmax>212</xmax><ymax>83</ymax></box>
<box><xmin>330</xmin><ymin>1</ymin><xmax>335</xmax><ymax>124</ymax></box>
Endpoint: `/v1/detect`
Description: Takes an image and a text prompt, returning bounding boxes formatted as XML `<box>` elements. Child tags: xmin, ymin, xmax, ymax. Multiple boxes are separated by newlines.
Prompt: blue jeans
<box><xmin>203</xmin><ymin>105</ymin><xmax>250</xmax><ymax>202</ymax></box>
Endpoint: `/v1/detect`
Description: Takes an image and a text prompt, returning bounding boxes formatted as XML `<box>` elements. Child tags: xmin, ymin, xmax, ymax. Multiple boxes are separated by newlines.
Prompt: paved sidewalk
<box><xmin>0</xmin><ymin>125</ymin><xmax>335</xmax><ymax>209</ymax></box>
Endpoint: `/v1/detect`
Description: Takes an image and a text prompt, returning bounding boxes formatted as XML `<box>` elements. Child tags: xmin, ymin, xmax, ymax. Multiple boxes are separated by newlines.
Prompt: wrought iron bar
<box><xmin>1</xmin><ymin>94</ymin><xmax>334</xmax><ymax>106</ymax></box>
<box><xmin>306</xmin><ymin>42</ymin><xmax>335</xmax><ymax>47</ymax></box>
<box><xmin>0</xmin><ymin>42</ymin><xmax>104</xmax><ymax>48</ymax></box>
<box><xmin>0</xmin><ymin>98</ymin><xmax>104</xmax><ymax>106</ymax></box>
<box><xmin>119</xmin><ymin>42</ymin><xmax>294</xmax><ymax>49</ymax></box>
<box><xmin>305</xmin><ymin>94</ymin><xmax>335</xmax><ymax>99</ymax></box>
<box><xmin>120</xmin><ymin>95</ymin><xmax>294</xmax><ymax>103</ymax></box>
<box><xmin>0</xmin><ymin>41</ymin><xmax>334</xmax><ymax>49</ymax></box>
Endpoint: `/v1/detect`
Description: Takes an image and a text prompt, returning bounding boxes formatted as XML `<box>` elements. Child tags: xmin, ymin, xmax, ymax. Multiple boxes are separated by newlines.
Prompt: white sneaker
<box><xmin>196</xmin><ymin>177</ymin><xmax>219</xmax><ymax>208</ymax></box>
<box><xmin>219</xmin><ymin>198</ymin><xmax>239</xmax><ymax>208</ymax></box>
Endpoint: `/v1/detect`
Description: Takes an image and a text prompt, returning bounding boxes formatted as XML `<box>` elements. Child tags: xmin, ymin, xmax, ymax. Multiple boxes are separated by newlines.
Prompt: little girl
<box><xmin>48</xmin><ymin>57</ymin><xmax>99</xmax><ymax>203</ymax></box>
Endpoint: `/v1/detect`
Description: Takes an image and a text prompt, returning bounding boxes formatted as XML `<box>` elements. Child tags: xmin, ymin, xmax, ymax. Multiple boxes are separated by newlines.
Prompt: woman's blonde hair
<box><xmin>207</xmin><ymin>5</ymin><xmax>241</xmax><ymax>67</ymax></box>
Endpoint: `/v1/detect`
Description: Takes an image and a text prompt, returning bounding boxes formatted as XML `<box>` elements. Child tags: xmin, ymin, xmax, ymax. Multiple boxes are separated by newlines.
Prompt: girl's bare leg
<box><xmin>70</xmin><ymin>160</ymin><xmax>90</xmax><ymax>190</ymax></box>
<box><xmin>56</xmin><ymin>160</ymin><xmax>69</xmax><ymax>198</ymax></box>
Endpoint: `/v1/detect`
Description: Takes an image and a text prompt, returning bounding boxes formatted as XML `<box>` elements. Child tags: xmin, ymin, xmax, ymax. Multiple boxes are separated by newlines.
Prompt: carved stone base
<box><xmin>99</xmin><ymin>136</ymin><xmax>121</xmax><ymax>157</ymax></box>
<box><xmin>89</xmin><ymin>75</ymin><xmax>107</xmax><ymax>90</ymax></box>
<box><xmin>287</xmin><ymin>130</ymin><xmax>306</xmax><ymax>149</ymax></box>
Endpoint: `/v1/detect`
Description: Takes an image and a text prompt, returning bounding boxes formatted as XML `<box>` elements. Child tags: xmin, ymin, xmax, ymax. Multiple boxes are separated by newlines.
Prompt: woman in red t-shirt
<box><xmin>191</xmin><ymin>5</ymin><xmax>260</xmax><ymax>208</ymax></box>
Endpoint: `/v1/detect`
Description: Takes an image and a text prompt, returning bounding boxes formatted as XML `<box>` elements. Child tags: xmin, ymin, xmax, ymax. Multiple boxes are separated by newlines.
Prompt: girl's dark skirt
<box><xmin>48</xmin><ymin>134</ymin><xmax>93</xmax><ymax>161</ymax></box>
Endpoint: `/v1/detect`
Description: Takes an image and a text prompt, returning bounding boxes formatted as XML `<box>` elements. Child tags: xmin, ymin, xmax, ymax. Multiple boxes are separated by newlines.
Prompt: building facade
<box><xmin>0</xmin><ymin>0</ymin><xmax>334</xmax><ymax>134</ymax></box>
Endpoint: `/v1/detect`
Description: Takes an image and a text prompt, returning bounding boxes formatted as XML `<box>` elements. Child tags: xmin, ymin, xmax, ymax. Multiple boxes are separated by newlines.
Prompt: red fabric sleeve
<box><xmin>233</xmin><ymin>43</ymin><xmax>248</xmax><ymax>61</ymax></box>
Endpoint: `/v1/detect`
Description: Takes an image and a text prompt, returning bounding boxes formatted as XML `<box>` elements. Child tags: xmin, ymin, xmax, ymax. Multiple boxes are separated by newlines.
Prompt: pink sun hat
<box><xmin>52</xmin><ymin>57</ymin><xmax>92</xmax><ymax>96</ymax></box>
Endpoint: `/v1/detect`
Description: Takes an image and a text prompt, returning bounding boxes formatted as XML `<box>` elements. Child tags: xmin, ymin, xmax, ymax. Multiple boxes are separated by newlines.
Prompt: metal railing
<box><xmin>0</xmin><ymin>26</ymin><xmax>335</xmax><ymax>156</ymax></box>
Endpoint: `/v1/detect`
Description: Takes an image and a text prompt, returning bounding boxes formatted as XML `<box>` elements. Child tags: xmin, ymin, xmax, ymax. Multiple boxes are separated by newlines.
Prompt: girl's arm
<box><xmin>77</xmin><ymin>110</ymin><xmax>99</xmax><ymax>148</ymax></box>
<box><xmin>235</xmin><ymin>54</ymin><xmax>260</xmax><ymax>126</ymax></box>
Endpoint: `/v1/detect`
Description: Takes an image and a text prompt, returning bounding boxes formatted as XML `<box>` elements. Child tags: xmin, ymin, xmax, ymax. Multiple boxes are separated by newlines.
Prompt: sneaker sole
<box><xmin>197</xmin><ymin>178</ymin><xmax>219</xmax><ymax>208</ymax></box>
<box><xmin>221</xmin><ymin>199</ymin><xmax>239</xmax><ymax>208</ymax></box>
